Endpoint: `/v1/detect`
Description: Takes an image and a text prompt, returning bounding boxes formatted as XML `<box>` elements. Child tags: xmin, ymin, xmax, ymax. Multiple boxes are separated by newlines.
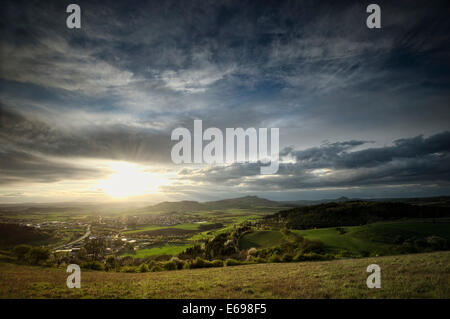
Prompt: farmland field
<box><xmin>121</xmin><ymin>244</ymin><xmax>193</xmax><ymax>258</ymax></box>
<box><xmin>0</xmin><ymin>251</ymin><xmax>448</xmax><ymax>298</ymax></box>
<box><xmin>122</xmin><ymin>223</ymin><xmax>205</xmax><ymax>234</ymax></box>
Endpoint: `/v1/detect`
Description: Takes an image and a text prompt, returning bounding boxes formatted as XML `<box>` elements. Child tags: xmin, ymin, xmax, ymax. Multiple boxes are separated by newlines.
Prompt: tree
<box><xmin>105</xmin><ymin>255</ymin><xmax>117</xmax><ymax>271</ymax></box>
<box><xmin>85</xmin><ymin>238</ymin><xmax>106</xmax><ymax>261</ymax></box>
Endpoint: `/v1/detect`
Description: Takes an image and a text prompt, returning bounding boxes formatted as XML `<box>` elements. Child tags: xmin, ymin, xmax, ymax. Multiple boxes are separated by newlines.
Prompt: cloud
<box><xmin>0</xmin><ymin>0</ymin><xmax>449</xmax><ymax>200</ymax></box>
<box><xmin>0</xmin><ymin>36</ymin><xmax>134</xmax><ymax>96</ymax></box>
<box><xmin>178</xmin><ymin>132</ymin><xmax>450</xmax><ymax>191</ymax></box>
<box><xmin>0</xmin><ymin>107</ymin><xmax>172</xmax><ymax>166</ymax></box>
<box><xmin>0</xmin><ymin>147</ymin><xmax>104</xmax><ymax>185</ymax></box>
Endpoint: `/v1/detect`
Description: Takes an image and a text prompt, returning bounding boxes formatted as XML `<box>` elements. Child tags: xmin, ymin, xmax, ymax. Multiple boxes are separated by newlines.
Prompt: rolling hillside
<box><xmin>265</xmin><ymin>201</ymin><xmax>450</xmax><ymax>230</ymax></box>
<box><xmin>240</xmin><ymin>220</ymin><xmax>450</xmax><ymax>256</ymax></box>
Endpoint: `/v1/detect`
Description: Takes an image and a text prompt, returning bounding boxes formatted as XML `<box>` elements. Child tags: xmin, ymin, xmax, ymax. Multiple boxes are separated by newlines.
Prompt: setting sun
<box><xmin>97</xmin><ymin>162</ymin><xmax>169</xmax><ymax>198</ymax></box>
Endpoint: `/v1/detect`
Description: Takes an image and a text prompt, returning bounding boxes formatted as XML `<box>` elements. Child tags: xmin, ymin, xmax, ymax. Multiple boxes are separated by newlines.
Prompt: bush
<box><xmin>268</xmin><ymin>255</ymin><xmax>281</xmax><ymax>263</ymax></box>
<box><xmin>25</xmin><ymin>247</ymin><xmax>50</xmax><ymax>265</ymax></box>
<box><xmin>294</xmin><ymin>252</ymin><xmax>331</xmax><ymax>262</ymax></box>
<box><xmin>281</xmin><ymin>253</ymin><xmax>293</xmax><ymax>262</ymax></box>
<box><xmin>398</xmin><ymin>242</ymin><xmax>417</xmax><ymax>254</ymax></box>
<box><xmin>120</xmin><ymin>266</ymin><xmax>137</xmax><ymax>273</ymax></box>
<box><xmin>426</xmin><ymin>236</ymin><xmax>448</xmax><ymax>250</ymax></box>
<box><xmin>162</xmin><ymin>260</ymin><xmax>177</xmax><ymax>271</ymax></box>
<box><xmin>81</xmin><ymin>261</ymin><xmax>105</xmax><ymax>271</ymax></box>
<box><xmin>211</xmin><ymin>259</ymin><xmax>224</xmax><ymax>267</ymax></box>
<box><xmin>150</xmin><ymin>265</ymin><xmax>163</xmax><ymax>272</ymax></box>
<box><xmin>170</xmin><ymin>257</ymin><xmax>185</xmax><ymax>270</ymax></box>
<box><xmin>119</xmin><ymin>256</ymin><xmax>135</xmax><ymax>267</ymax></box>
<box><xmin>301</xmin><ymin>239</ymin><xmax>325</xmax><ymax>254</ymax></box>
<box><xmin>105</xmin><ymin>255</ymin><xmax>117</xmax><ymax>271</ymax></box>
<box><xmin>13</xmin><ymin>244</ymin><xmax>32</xmax><ymax>261</ymax></box>
<box><xmin>190</xmin><ymin>257</ymin><xmax>214</xmax><ymax>269</ymax></box>
<box><xmin>253</xmin><ymin>256</ymin><xmax>267</xmax><ymax>263</ymax></box>
<box><xmin>247</xmin><ymin>247</ymin><xmax>258</xmax><ymax>256</ymax></box>
<box><xmin>138</xmin><ymin>263</ymin><xmax>150</xmax><ymax>273</ymax></box>
<box><xmin>224</xmin><ymin>258</ymin><xmax>241</xmax><ymax>266</ymax></box>
<box><xmin>360</xmin><ymin>250</ymin><xmax>370</xmax><ymax>257</ymax></box>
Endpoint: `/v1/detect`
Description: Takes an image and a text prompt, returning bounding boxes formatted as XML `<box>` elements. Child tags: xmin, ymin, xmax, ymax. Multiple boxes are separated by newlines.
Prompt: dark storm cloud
<box><xmin>183</xmin><ymin>131</ymin><xmax>450</xmax><ymax>190</ymax></box>
<box><xmin>286</xmin><ymin>132</ymin><xmax>450</xmax><ymax>170</ymax></box>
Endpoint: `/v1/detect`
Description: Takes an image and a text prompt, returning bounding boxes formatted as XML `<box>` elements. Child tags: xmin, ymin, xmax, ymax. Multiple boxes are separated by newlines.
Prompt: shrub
<box><xmin>81</xmin><ymin>261</ymin><xmax>105</xmax><ymax>271</ymax></box>
<box><xmin>162</xmin><ymin>260</ymin><xmax>177</xmax><ymax>271</ymax></box>
<box><xmin>398</xmin><ymin>243</ymin><xmax>417</xmax><ymax>254</ymax></box>
<box><xmin>413</xmin><ymin>238</ymin><xmax>427</xmax><ymax>249</ymax></box>
<box><xmin>224</xmin><ymin>258</ymin><xmax>241</xmax><ymax>266</ymax></box>
<box><xmin>105</xmin><ymin>255</ymin><xmax>117</xmax><ymax>271</ymax></box>
<box><xmin>150</xmin><ymin>265</ymin><xmax>163</xmax><ymax>272</ymax></box>
<box><xmin>294</xmin><ymin>252</ymin><xmax>331</xmax><ymax>261</ymax></box>
<box><xmin>170</xmin><ymin>257</ymin><xmax>185</xmax><ymax>270</ymax></box>
<box><xmin>268</xmin><ymin>255</ymin><xmax>281</xmax><ymax>263</ymax></box>
<box><xmin>426</xmin><ymin>236</ymin><xmax>448</xmax><ymax>250</ymax></box>
<box><xmin>360</xmin><ymin>250</ymin><xmax>370</xmax><ymax>257</ymax></box>
<box><xmin>281</xmin><ymin>253</ymin><xmax>293</xmax><ymax>262</ymax></box>
<box><xmin>14</xmin><ymin>244</ymin><xmax>32</xmax><ymax>261</ymax></box>
<box><xmin>247</xmin><ymin>247</ymin><xmax>258</xmax><ymax>256</ymax></box>
<box><xmin>189</xmin><ymin>257</ymin><xmax>214</xmax><ymax>269</ymax></box>
<box><xmin>120</xmin><ymin>266</ymin><xmax>137</xmax><ymax>273</ymax></box>
<box><xmin>138</xmin><ymin>263</ymin><xmax>150</xmax><ymax>273</ymax></box>
<box><xmin>211</xmin><ymin>259</ymin><xmax>224</xmax><ymax>267</ymax></box>
<box><xmin>301</xmin><ymin>239</ymin><xmax>325</xmax><ymax>254</ymax></box>
<box><xmin>119</xmin><ymin>256</ymin><xmax>134</xmax><ymax>266</ymax></box>
<box><xmin>253</xmin><ymin>256</ymin><xmax>267</xmax><ymax>263</ymax></box>
<box><xmin>393</xmin><ymin>235</ymin><xmax>405</xmax><ymax>244</ymax></box>
<box><xmin>25</xmin><ymin>247</ymin><xmax>50</xmax><ymax>265</ymax></box>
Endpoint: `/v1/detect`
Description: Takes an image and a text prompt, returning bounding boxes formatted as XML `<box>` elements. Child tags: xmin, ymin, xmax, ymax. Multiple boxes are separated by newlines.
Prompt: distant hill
<box><xmin>281</xmin><ymin>196</ymin><xmax>450</xmax><ymax>207</ymax></box>
<box><xmin>139</xmin><ymin>196</ymin><xmax>283</xmax><ymax>213</ymax></box>
<box><xmin>281</xmin><ymin>196</ymin><xmax>352</xmax><ymax>206</ymax></box>
<box><xmin>205</xmin><ymin>196</ymin><xmax>282</xmax><ymax>210</ymax></box>
<box><xmin>0</xmin><ymin>223</ymin><xmax>54</xmax><ymax>249</ymax></box>
<box><xmin>264</xmin><ymin>200</ymin><xmax>450</xmax><ymax>230</ymax></box>
<box><xmin>146</xmin><ymin>200</ymin><xmax>206</xmax><ymax>213</ymax></box>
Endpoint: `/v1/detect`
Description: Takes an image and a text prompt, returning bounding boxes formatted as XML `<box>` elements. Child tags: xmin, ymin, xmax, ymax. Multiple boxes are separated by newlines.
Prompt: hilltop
<box><xmin>138</xmin><ymin>195</ymin><xmax>283</xmax><ymax>213</ymax></box>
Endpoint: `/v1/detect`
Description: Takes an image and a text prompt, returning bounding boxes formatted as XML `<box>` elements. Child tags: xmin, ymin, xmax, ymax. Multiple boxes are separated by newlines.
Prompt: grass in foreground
<box><xmin>0</xmin><ymin>251</ymin><xmax>448</xmax><ymax>298</ymax></box>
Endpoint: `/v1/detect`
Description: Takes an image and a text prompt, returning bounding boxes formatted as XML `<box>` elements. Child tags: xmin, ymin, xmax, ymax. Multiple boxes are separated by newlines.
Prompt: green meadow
<box><xmin>240</xmin><ymin>220</ymin><xmax>450</xmax><ymax>256</ymax></box>
<box><xmin>121</xmin><ymin>243</ymin><xmax>193</xmax><ymax>258</ymax></box>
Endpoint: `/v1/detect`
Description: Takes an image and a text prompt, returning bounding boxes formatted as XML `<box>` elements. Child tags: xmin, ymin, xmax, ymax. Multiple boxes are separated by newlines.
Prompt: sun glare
<box><xmin>97</xmin><ymin>162</ymin><xmax>169</xmax><ymax>198</ymax></box>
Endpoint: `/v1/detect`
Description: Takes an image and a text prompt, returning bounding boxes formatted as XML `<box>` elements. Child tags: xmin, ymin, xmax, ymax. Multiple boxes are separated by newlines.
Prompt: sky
<box><xmin>0</xmin><ymin>0</ymin><xmax>449</xmax><ymax>203</ymax></box>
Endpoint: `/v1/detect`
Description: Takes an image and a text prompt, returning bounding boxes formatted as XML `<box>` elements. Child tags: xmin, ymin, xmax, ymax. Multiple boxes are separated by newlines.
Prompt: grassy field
<box><xmin>0</xmin><ymin>251</ymin><xmax>448</xmax><ymax>298</ymax></box>
<box><xmin>121</xmin><ymin>244</ymin><xmax>193</xmax><ymax>258</ymax></box>
<box><xmin>123</xmin><ymin>223</ymin><xmax>208</xmax><ymax>235</ymax></box>
<box><xmin>239</xmin><ymin>220</ymin><xmax>450</xmax><ymax>256</ymax></box>
<box><xmin>240</xmin><ymin>230</ymin><xmax>284</xmax><ymax>249</ymax></box>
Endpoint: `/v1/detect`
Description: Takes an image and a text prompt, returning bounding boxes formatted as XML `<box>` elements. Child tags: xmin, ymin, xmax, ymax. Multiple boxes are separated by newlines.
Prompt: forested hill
<box><xmin>140</xmin><ymin>196</ymin><xmax>283</xmax><ymax>213</ymax></box>
<box><xmin>264</xmin><ymin>201</ymin><xmax>450</xmax><ymax>230</ymax></box>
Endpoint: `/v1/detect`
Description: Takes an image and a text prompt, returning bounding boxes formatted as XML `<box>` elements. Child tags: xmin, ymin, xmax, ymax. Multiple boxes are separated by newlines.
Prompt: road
<box><xmin>53</xmin><ymin>224</ymin><xmax>91</xmax><ymax>251</ymax></box>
